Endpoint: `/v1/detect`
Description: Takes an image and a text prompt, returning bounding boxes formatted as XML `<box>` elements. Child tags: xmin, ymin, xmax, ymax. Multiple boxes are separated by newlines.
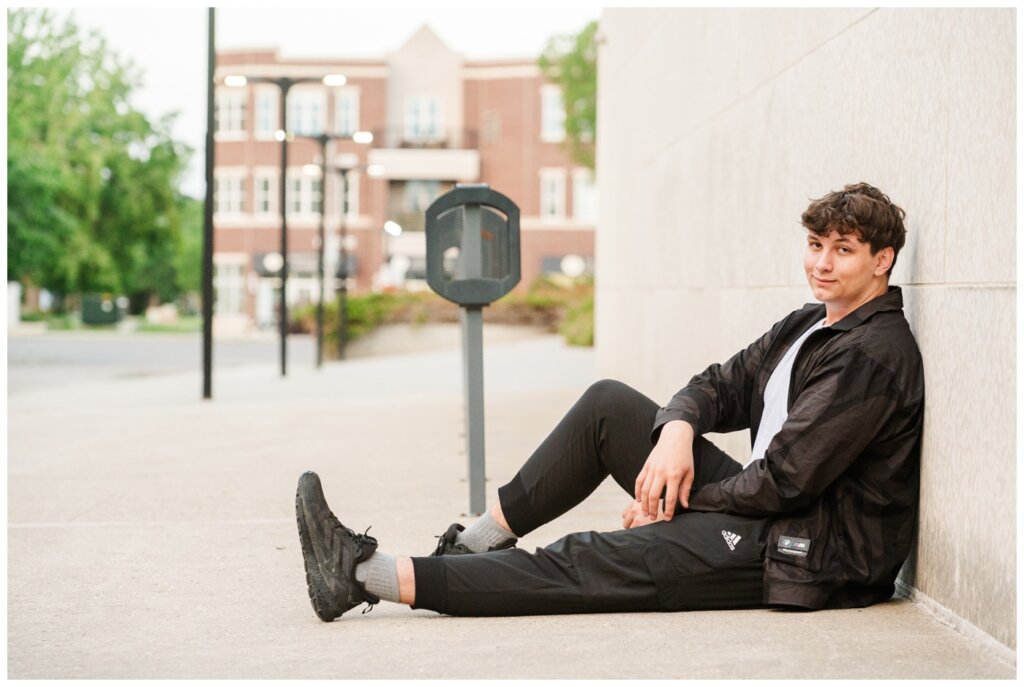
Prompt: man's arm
<box><xmin>634</xmin><ymin>314</ymin><xmax>790</xmax><ymax>521</ymax></box>
<box><xmin>688</xmin><ymin>346</ymin><xmax>902</xmax><ymax>516</ymax></box>
<box><xmin>650</xmin><ymin>315</ymin><xmax>789</xmax><ymax>444</ymax></box>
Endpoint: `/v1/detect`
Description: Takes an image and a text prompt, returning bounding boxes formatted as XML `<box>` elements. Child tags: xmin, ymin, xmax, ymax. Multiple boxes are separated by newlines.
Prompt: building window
<box><xmin>334</xmin><ymin>88</ymin><xmax>360</xmax><ymax>136</ymax></box>
<box><xmin>335</xmin><ymin>171</ymin><xmax>360</xmax><ymax>218</ymax></box>
<box><xmin>572</xmin><ymin>168</ymin><xmax>598</xmax><ymax>223</ymax></box>
<box><xmin>214</xmin><ymin>260</ymin><xmax>245</xmax><ymax>315</ymax></box>
<box><xmin>254</xmin><ymin>88</ymin><xmax>278</xmax><ymax>139</ymax></box>
<box><xmin>215</xmin><ymin>89</ymin><xmax>246</xmax><ymax>136</ymax></box>
<box><xmin>254</xmin><ymin>170</ymin><xmax>276</xmax><ymax>215</ymax></box>
<box><xmin>403</xmin><ymin>180</ymin><xmax>441</xmax><ymax>216</ymax></box>
<box><xmin>286</xmin><ymin>171</ymin><xmax>323</xmax><ymax>217</ymax></box>
<box><xmin>312</xmin><ymin>177</ymin><xmax>323</xmax><ymax>215</ymax></box>
<box><xmin>387</xmin><ymin>180</ymin><xmax>443</xmax><ymax>231</ymax></box>
<box><xmin>540</xmin><ymin>85</ymin><xmax>565</xmax><ymax>143</ymax></box>
<box><xmin>404</xmin><ymin>96</ymin><xmax>442</xmax><ymax>143</ymax></box>
<box><xmin>287</xmin><ymin>89</ymin><xmax>326</xmax><ymax>136</ymax></box>
<box><xmin>539</xmin><ymin>168</ymin><xmax>566</xmax><ymax>220</ymax></box>
<box><xmin>214</xmin><ymin>173</ymin><xmax>246</xmax><ymax>214</ymax></box>
<box><xmin>289</xmin><ymin>175</ymin><xmax>303</xmax><ymax>215</ymax></box>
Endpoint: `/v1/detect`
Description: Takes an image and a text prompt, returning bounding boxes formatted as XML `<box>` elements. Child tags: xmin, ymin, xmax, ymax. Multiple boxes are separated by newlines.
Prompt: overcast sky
<box><xmin>49</xmin><ymin>6</ymin><xmax>602</xmax><ymax>198</ymax></box>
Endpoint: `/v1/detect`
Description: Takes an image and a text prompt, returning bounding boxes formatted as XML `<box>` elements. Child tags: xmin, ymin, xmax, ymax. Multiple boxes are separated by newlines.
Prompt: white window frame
<box><xmin>214</xmin><ymin>169</ymin><xmax>247</xmax><ymax>216</ymax></box>
<box><xmin>344</xmin><ymin>170</ymin><xmax>360</xmax><ymax>219</ymax></box>
<box><xmin>287</xmin><ymin>88</ymin><xmax>326</xmax><ymax>137</ymax></box>
<box><xmin>311</xmin><ymin>175</ymin><xmax>323</xmax><ymax>216</ymax></box>
<box><xmin>334</xmin><ymin>87</ymin><xmax>360</xmax><ymax>136</ymax></box>
<box><xmin>253</xmin><ymin>167</ymin><xmax>278</xmax><ymax>217</ymax></box>
<box><xmin>288</xmin><ymin>174</ymin><xmax>303</xmax><ymax>216</ymax></box>
<box><xmin>254</xmin><ymin>86</ymin><xmax>279</xmax><ymax>140</ymax></box>
<box><xmin>404</xmin><ymin>96</ymin><xmax>443</xmax><ymax>143</ymax></box>
<box><xmin>540</xmin><ymin>84</ymin><xmax>565</xmax><ymax>143</ymax></box>
<box><xmin>286</xmin><ymin>170</ymin><xmax>323</xmax><ymax>219</ymax></box>
<box><xmin>215</xmin><ymin>88</ymin><xmax>247</xmax><ymax>140</ymax></box>
<box><xmin>213</xmin><ymin>254</ymin><xmax>246</xmax><ymax>316</ymax></box>
<box><xmin>539</xmin><ymin>168</ymin><xmax>566</xmax><ymax>221</ymax></box>
<box><xmin>572</xmin><ymin>168</ymin><xmax>598</xmax><ymax>223</ymax></box>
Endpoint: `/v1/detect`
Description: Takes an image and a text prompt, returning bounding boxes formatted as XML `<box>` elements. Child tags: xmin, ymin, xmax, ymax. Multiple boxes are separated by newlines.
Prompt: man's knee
<box><xmin>580</xmin><ymin>378</ymin><xmax>640</xmax><ymax>412</ymax></box>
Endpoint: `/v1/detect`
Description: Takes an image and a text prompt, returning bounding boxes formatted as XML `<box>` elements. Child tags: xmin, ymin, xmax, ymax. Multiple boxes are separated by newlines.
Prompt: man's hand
<box><xmin>634</xmin><ymin>420</ymin><xmax>696</xmax><ymax>521</ymax></box>
<box><xmin>621</xmin><ymin>499</ymin><xmax>669</xmax><ymax>529</ymax></box>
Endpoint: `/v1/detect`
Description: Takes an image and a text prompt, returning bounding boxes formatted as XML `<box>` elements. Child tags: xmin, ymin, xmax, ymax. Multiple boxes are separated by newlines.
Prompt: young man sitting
<box><xmin>295</xmin><ymin>181</ymin><xmax>925</xmax><ymax>619</ymax></box>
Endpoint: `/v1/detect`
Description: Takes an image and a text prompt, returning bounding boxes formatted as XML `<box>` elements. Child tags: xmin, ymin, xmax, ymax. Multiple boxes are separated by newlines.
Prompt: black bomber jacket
<box><xmin>652</xmin><ymin>287</ymin><xmax>925</xmax><ymax>609</ymax></box>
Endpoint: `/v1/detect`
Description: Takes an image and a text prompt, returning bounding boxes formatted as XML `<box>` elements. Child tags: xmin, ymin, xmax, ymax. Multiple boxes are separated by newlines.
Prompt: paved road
<box><xmin>7</xmin><ymin>332</ymin><xmax>315</xmax><ymax>395</ymax></box>
<box><xmin>6</xmin><ymin>324</ymin><xmax>544</xmax><ymax>395</ymax></box>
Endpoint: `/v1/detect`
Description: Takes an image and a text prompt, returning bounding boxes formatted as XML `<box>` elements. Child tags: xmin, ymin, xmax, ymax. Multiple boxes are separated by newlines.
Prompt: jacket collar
<box><xmin>825</xmin><ymin>285</ymin><xmax>905</xmax><ymax>332</ymax></box>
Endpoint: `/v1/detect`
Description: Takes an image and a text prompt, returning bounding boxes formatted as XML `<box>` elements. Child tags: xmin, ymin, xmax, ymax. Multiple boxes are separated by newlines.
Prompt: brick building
<box><xmin>213</xmin><ymin>26</ymin><xmax>596</xmax><ymax>331</ymax></box>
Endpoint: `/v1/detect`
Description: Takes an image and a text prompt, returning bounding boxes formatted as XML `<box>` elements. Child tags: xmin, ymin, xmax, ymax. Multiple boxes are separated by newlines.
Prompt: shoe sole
<box><xmin>295</xmin><ymin>472</ymin><xmax>343</xmax><ymax>622</ymax></box>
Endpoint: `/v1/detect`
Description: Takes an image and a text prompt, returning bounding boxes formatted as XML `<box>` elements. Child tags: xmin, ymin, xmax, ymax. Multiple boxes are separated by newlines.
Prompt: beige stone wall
<box><xmin>596</xmin><ymin>8</ymin><xmax>1015</xmax><ymax>649</ymax></box>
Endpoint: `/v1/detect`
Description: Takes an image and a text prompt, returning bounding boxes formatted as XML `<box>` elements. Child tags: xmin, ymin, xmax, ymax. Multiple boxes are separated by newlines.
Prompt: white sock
<box><xmin>455</xmin><ymin>511</ymin><xmax>518</xmax><ymax>553</ymax></box>
<box><xmin>354</xmin><ymin>551</ymin><xmax>400</xmax><ymax>603</ymax></box>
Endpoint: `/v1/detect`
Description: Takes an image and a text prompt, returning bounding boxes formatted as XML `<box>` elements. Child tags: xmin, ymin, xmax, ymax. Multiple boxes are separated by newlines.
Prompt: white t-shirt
<box><xmin>749</xmin><ymin>318</ymin><xmax>828</xmax><ymax>463</ymax></box>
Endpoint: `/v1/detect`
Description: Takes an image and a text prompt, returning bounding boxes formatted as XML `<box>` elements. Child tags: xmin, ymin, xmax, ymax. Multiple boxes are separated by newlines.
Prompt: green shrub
<box><xmin>291</xmin><ymin>292</ymin><xmax>427</xmax><ymax>358</ymax></box>
<box><xmin>46</xmin><ymin>314</ymin><xmax>76</xmax><ymax>330</ymax></box>
<box><xmin>559</xmin><ymin>294</ymin><xmax>594</xmax><ymax>347</ymax></box>
<box><xmin>137</xmin><ymin>316</ymin><xmax>201</xmax><ymax>333</ymax></box>
<box><xmin>290</xmin><ymin>277</ymin><xmax>595</xmax><ymax>356</ymax></box>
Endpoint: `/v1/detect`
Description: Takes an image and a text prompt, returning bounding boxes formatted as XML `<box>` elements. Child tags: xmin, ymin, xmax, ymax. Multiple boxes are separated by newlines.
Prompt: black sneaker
<box><xmin>430</xmin><ymin>522</ymin><xmax>516</xmax><ymax>556</ymax></box>
<box><xmin>295</xmin><ymin>471</ymin><xmax>381</xmax><ymax>621</ymax></box>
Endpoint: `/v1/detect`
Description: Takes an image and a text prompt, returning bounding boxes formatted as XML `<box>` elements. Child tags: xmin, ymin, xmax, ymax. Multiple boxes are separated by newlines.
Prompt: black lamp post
<box><xmin>330</xmin><ymin>162</ymin><xmax>387</xmax><ymax>360</ymax></box>
<box><xmin>294</xmin><ymin>131</ymin><xmax>374</xmax><ymax>367</ymax></box>
<box><xmin>222</xmin><ymin>72</ymin><xmax>347</xmax><ymax>376</ymax></box>
<box><xmin>202</xmin><ymin>9</ymin><xmax>215</xmax><ymax>399</ymax></box>
<box><xmin>334</xmin><ymin>165</ymin><xmax>355</xmax><ymax>361</ymax></box>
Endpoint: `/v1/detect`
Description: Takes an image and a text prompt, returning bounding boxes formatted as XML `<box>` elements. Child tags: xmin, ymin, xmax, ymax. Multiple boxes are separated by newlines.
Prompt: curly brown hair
<box><xmin>801</xmin><ymin>182</ymin><xmax>907</xmax><ymax>275</ymax></box>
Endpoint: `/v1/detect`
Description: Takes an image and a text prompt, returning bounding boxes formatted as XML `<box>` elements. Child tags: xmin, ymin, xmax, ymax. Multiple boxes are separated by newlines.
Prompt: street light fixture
<box><xmin>222</xmin><ymin>71</ymin><xmax>345</xmax><ymax>377</ymax></box>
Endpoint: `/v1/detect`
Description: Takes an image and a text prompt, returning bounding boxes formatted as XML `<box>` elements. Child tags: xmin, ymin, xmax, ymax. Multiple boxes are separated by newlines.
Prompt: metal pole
<box><xmin>461</xmin><ymin>306</ymin><xmax>486</xmax><ymax>514</ymax></box>
<box><xmin>201</xmin><ymin>8</ymin><xmax>215</xmax><ymax>400</ymax></box>
<box><xmin>460</xmin><ymin>202</ymin><xmax>486</xmax><ymax>515</ymax></box>
<box><xmin>315</xmin><ymin>135</ymin><xmax>327</xmax><ymax>368</ymax></box>
<box><xmin>278</xmin><ymin>79</ymin><xmax>292</xmax><ymax>377</ymax></box>
<box><xmin>337</xmin><ymin>169</ymin><xmax>349</xmax><ymax>360</ymax></box>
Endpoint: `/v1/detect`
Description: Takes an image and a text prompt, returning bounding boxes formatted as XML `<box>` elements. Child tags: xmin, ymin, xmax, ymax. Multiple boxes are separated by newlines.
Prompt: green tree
<box><xmin>539</xmin><ymin>20</ymin><xmax>598</xmax><ymax>170</ymax></box>
<box><xmin>170</xmin><ymin>195</ymin><xmax>203</xmax><ymax>297</ymax></box>
<box><xmin>7</xmin><ymin>8</ymin><xmax>192</xmax><ymax>311</ymax></box>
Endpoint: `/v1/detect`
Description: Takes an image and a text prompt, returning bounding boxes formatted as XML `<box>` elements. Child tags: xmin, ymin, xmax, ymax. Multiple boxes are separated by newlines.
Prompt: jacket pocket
<box><xmin>766</xmin><ymin>498</ymin><xmax>835</xmax><ymax>573</ymax></box>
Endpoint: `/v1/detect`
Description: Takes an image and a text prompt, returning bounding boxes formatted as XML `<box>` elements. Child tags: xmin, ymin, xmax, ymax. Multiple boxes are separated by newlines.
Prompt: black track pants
<box><xmin>411</xmin><ymin>380</ymin><xmax>772</xmax><ymax>616</ymax></box>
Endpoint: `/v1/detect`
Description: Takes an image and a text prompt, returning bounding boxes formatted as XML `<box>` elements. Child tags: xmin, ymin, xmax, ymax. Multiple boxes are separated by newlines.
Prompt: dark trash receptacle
<box><xmin>81</xmin><ymin>293</ymin><xmax>123</xmax><ymax>325</ymax></box>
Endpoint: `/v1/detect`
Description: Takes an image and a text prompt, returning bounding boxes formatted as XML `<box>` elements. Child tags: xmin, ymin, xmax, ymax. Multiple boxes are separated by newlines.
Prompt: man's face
<box><xmin>803</xmin><ymin>229</ymin><xmax>891</xmax><ymax>313</ymax></box>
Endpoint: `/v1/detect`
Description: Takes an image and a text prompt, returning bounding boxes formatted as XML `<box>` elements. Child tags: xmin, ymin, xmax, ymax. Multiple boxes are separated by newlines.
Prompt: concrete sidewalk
<box><xmin>7</xmin><ymin>335</ymin><xmax>1015</xmax><ymax>678</ymax></box>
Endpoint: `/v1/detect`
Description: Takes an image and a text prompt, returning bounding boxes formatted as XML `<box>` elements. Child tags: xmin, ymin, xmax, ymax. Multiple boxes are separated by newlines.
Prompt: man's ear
<box><xmin>874</xmin><ymin>247</ymin><xmax>894</xmax><ymax>276</ymax></box>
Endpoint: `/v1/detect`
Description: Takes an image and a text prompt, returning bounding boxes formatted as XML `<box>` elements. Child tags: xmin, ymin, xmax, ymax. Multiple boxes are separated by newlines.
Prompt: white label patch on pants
<box><xmin>721</xmin><ymin>530</ymin><xmax>742</xmax><ymax>551</ymax></box>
